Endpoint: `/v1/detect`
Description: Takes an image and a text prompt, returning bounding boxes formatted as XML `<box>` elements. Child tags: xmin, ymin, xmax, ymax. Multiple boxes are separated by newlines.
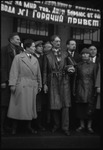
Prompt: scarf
<box><xmin>52</xmin><ymin>48</ymin><xmax>61</xmax><ymax>63</ymax></box>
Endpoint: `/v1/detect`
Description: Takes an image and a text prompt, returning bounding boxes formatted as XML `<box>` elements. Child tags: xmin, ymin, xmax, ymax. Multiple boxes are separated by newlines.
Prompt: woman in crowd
<box><xmin>74</xmin><ymin>48</ymin><xmax>97</xmax><ymax>134</ymax></box>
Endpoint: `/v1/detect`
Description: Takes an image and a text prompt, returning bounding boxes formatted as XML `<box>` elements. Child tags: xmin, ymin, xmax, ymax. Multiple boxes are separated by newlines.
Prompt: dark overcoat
<box><xmin>65</xmin><ymin>51</ymin><xmax>82</xmax><ymax>90</ymax></box>
<box><xmin>33</xmin><ymin>53</ymin><xmax>44</xmax><ymax>112</ymax></box>
<box><xmin>43</xmin><ymin>50</ymin><xmax>71</xmax><ymax>110</ymax></box>
<box><xmin>95</xmin><ymin>63</ymin><xmax>100</xmax><ymax>109</ymax></box>
<box><xmin>74</xmin><ymin>60</ymin><xmax>97</xmax><ymax>108</ymax></box>
<box><xmin>1</xmin><ymin>44</ymin><xmax>21</xmax><ymax>106</ymax></box>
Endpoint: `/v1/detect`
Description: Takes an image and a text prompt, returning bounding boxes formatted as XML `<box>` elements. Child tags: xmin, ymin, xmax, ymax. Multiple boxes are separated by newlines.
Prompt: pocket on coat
<box><xmin>14</xmin><ymin>83</ymin><xmax>22</xmax><ymax>105</ymax></box>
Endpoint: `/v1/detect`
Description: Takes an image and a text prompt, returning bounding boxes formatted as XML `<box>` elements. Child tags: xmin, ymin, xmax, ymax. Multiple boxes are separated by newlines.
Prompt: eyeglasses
<box><xmin>90</xmin><ymin>48</ymin><xmax>97</xmax><ymax>50</ymax></box>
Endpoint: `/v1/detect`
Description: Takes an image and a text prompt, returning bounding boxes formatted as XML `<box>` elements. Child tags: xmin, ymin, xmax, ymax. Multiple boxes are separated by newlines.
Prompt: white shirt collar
<box><xmin>34</xmin><ymin>52</ymin><xmax>40</xmax><ymax>58</ymax></box>
<box><xmin>26</xmin><ymin>53</ymin><xmax>31</xmax><ymax>56</ymax></box>
<box><xmin>68</xmin><ymin>51</ymin><xmax>74</xmax><ymax>56</ymax></box>
<box><xmin>92</xmin><ymin>56</ymin><xmax>96</xmax><ymax>63</ymax></box>
<box><xmin>25</xmin><ymin>51</ymin><xmax>32</xmax><ymax>57</ymax></box>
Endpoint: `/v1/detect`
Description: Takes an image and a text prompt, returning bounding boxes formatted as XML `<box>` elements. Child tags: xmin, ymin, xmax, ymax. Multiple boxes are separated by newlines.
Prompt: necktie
<box><xmin>91</xmin><ymin>57</ymin><xmax>94</xmax><ymax>62</ymax></box>
<box><xmin>27</xmin><ymin>53</ymin><xmax>31</xmax><ymax>59</ymax></box>
<box><xmin>71</xmin><ymin>52</ymin><xmax>74</xmax><ymax>57</ymax></box>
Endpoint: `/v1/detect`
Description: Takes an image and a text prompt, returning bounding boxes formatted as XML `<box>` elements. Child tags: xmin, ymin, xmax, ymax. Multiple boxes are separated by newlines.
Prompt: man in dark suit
<box><xmin>66</xmin><ymin>39</ymin><xmax>82</xmax><ymax>130</ymax></box>
<box><xmin>1</xmin><ymin>32</ymin><xmax>22</xmax><ymax>135</ymax></box>
<box><xmin>89</xmin><ymin>45</ymin><xmax>100</xmax><ymax>133</ymax></box>
<box><xmin>66</xmin><ymin>39</ymin><xmax>82</xmax><ymax>63</ymax></box>
<box><xmin>33</xmin><ymin>40</ymin><xmax>46</xmax><ymax>131</ymax></box>
<box><xmin>89</xmin><ymin>45</ymin><xmax>100</xmax><ymax>72</ymax></box>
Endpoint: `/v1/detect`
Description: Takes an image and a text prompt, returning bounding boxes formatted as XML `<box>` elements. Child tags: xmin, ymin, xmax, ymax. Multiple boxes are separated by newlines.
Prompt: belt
<box><xmin>51</xmin><ymin>71</ymin><xmax>65</xmax><ymax>77</ymax></box>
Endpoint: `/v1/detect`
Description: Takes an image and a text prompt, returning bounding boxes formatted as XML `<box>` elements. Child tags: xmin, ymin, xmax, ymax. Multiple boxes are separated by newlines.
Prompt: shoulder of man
<box><xmin>1</xmin><ymin>44</ymin><xmax>9</xmax><ymax>51</ymax></box>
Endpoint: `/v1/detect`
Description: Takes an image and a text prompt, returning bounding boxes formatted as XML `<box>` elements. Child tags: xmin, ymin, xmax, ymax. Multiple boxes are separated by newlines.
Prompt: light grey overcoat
<box><xmin>7</xmin><ymin>52</ymin><xmax>42</xmax><ymax>120</ymax></box>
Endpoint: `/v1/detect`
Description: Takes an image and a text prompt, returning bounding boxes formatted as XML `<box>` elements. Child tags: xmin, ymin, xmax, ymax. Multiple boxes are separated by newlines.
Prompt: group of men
<box><xmin>1</xmin><ymin>32</ymin><xmax>100</xmax><ymax>136</ymax></box>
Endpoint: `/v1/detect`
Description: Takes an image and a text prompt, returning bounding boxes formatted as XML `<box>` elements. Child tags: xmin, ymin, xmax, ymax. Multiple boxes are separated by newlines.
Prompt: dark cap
<box><xmin>8</xmin><ymin>32</ymin><xmax>19</xmax><ymax>42</ymax></box>
<box><xmin>35</xmin><ymin>40</ymin><xmax>43</xmax><ymax>47</ymax></box>
<box><xmin>81</xmin><ymin>48</ymin><xmax>90</xmax><ymax>55</ymax></box>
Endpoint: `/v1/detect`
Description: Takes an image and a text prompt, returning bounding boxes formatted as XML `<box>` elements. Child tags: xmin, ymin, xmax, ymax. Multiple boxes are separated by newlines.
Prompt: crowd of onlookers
<box><xmin>1</xmin><ymin>32</ymin><xmax>100</xmax><ymax>136</ymax></box>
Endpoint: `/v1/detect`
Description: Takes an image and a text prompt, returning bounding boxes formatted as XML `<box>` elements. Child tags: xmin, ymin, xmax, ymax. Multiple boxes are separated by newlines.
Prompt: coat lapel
<box><xmin>47</xmin><ymin>51</ymin><xmax>57</xmax><ymax>69</ymax></box>
<box><xmin>20</xmin><ymin>52</ymin><xmax>37</xmax><ymax>76</ymax></box>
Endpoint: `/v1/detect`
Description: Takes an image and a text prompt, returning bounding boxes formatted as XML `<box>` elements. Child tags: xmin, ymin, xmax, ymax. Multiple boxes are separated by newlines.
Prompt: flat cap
<box><xmin>8</xmin><ymin>32</ymin><xmax>19</xmax><ymax>42</ymax></box>
<box><xmin>35</xmin><ymin>40</ymin><xmax>43</xmax><ymax>47</ymax></box>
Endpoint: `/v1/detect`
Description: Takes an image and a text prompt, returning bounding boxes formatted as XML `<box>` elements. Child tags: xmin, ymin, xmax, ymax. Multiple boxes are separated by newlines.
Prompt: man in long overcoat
<box><xmin>1</xmin><ymin>32</ymin><xmax>22</xmax><ymax>135</ymax></box>
<box><xmin>43</xmin><ymin>35</ymin><xmax>71</xmax><ymax>136</ymax></box>
<box><xmin>7</xmin><ymin>39</ymin><xmax>42</xmax><ymax>134</ymax></box>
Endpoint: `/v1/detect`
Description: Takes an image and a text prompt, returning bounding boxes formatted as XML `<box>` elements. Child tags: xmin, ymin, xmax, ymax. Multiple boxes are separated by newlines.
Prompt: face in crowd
<box><xmin>43</xmin><ymin>42</ymin><xmax>52</xmax><ymax>53</ymax></box>
<box><xmin>24</xmin><ymin>39</ymin><xmax>36</xmax><ymax>54</ymax></box>
<box><xmin>10</xmin><ymin>35</ymin><xmax>21</xmax><ymax>46</ymax></box>
<box><xmin>82</xmin><ymin>53</ymin><xmax>90</xmax><ymax>61</ymax></box>
<box><xmin>35</xmin><ymin>44</ymin><xmax>43</xmax><ymax>55</ymax></box>
<box><xmin>29</xmin><ymin>42</ymin><xmax>36</xmax><ymax>54</ymax></box>
<box><xmin>67</xmin><ymin>40</ymin><xmax>76</xmax><ymax>52</ymax></box>
<box><xmin>89</xmin><ymin>46</ymin><xmax>97</xmax><ymax>58</ymax></box>
<box><xmin>51</xmin><ymin>36</ymin><xmax>61</xmax><ymax>49</ymax></box>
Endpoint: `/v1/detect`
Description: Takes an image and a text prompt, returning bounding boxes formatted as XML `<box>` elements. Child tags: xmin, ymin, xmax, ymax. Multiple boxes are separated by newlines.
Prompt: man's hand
<box><xmin>1</xmin><ymin>83</ymin><xmax>6</xmax><ymax>88</ymax></box>
<box><xmin>10</xmin><ymin>86</ymin><xmax>16</xmax><ymax>93</ymax></box>
<box><xmin>44</xmin><ymin>84</ymin><xmax>48</xmax><ymax>93</ymax></box>
<box><xmin>97</xmin><ymin>87</ymin><xmax>100</xmax><ymax>93</ymax></box>
<box><xmin>38</xmin><ymin>88</ymin><xmax>41</xmax><ymax>93</ymax></box>
<box><xmin>67</xmin><ymin>65</ymin><xmax>75</xmax><ymax>73</ymax></box>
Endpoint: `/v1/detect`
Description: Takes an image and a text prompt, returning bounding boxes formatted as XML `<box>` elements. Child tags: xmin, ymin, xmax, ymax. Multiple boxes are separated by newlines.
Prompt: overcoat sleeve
<box><xmin>95</xmin><ymin>64</ymin><xmax>100</xmax><ymax>88</ymax></box>
<box><xmin>37</xmin><ymin>60</ymin><xmax>42</xmax><ymax>88</ymax></box>
<box><xmin>9</xmin><ymin>55</ymin><xmax>19</xmax><ymax>86</ymax></box>
<box><xmin>1</xmin><ymin>46</ymin><xmax>8</xmax><ymax>83</ymax></box>
<box><xmin>43</xmin><ymin>55</ymin><xmax>48</xmax><ymax>85</ymax></box>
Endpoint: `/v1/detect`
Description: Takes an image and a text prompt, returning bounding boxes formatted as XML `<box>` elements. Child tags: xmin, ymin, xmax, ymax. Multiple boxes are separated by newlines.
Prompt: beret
<box><xmin>35</xmin><ymin>40</ymin><xmax>43</xmax><ymax>47</ymax></box>
<box><xmin>81</xmin><ymin>48</ymin><xmax>90</xmax><ymax>55</ymax></box>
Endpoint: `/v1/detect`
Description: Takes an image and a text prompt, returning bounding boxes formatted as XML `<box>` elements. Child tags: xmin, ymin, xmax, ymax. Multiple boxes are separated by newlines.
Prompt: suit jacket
<box><xmin>33</xmin><ymin>53</ymin><xmax>43</xmax><ymax>77</ymax></box>
<box><xmin>69</xmin><ymin>51</ymin><xmax>82</xmax><ymax>63</ymax></box>
<box><xmin>91</xmin><ymin>55</ymin><xmax>100</xmax><ymax>75</ymax></box>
